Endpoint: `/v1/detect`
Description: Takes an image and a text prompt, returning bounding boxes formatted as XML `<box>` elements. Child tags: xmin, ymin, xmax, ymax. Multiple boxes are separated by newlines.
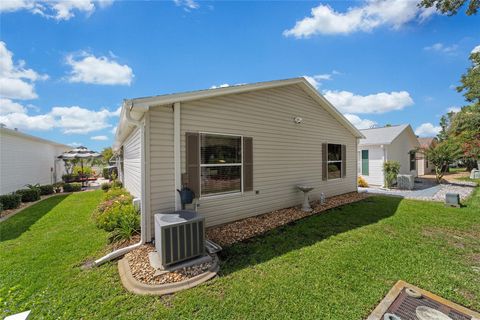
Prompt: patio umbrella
<box><xmin>58</xmin><ymin>146</ymin><xmax>101</xmax><ymax>187</ymax></box>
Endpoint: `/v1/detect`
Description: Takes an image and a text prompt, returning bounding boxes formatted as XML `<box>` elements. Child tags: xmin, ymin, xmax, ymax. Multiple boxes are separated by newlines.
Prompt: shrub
<box><xmin>95</xmin><ymin>202</ymin><xmax>139</xmax><ymax>233</ymax></box>
<box><xmin>39</xmin><ymin>184</ymin><xmax>54</xmax><ymax>195</ymax></box>
<box><xmin>357</xmin><ymin>176</ymin><xmax>369</xmax><ymax>187</ymax></box>
<box><xmin>102</xmin><ymin>167</ymin><xmax>110</xmax><ymax>180</ymax></box>
<box><xmin>0</xmin><ymin>193</ymin><xmax>22</xmax><ymax>209</ymax></box>
<box><xmin>62</xmin><ymin>174</ymin><xmax>79</xmax><ymax>183</ymax></box>
<box><xmin>101</xmin><ymin>182</ymin><xmax>112</xmax><ymax>191</ymax></box>
<box><xmin>104</xmin><ymin>187</ymin><xmax>131</xmax><ymax>201</ymax></box>
<box><xmin>73</xmin><ymin>165</ymin><xmax>93</xmax><ymax>177</ymax></box>
<box><xmin>383</xmin><ymin>160</ymin><xmax>401</xmax><ymax>188</ymax></box>
<box><xmin>16</xmin><ymin>188</ymin><xmax>41</xmax><ymax>202</ymax></box>
<box><xmin>63</xmin><ymin>183</ymin><xmax>82</xmax><ymax>192</ymax></box>
<box><xmin>112</xmin><ymin>180</ymin><xmax>123</xmax><ymax>189</ymax></box>
<box><xmin>110</xmin><ymin>209</ymin><xmax>140</xmax><ymax>242</ymax></box>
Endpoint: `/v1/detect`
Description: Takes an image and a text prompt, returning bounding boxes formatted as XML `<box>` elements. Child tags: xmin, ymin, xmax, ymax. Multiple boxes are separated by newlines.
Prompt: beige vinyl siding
<box><xmin>148</xmin><ymin>84</ymin><xmax>357</xmax><ymax>231</ymax></box>
<box><xmin>123</xmin><ymin>127</ymin><xmax>142</xmax><ymax>198</ymax></box>
<box><xmin>148</xmin><ymin>105</ymin><xmax>176</xmax><ymax>230</ymax></box>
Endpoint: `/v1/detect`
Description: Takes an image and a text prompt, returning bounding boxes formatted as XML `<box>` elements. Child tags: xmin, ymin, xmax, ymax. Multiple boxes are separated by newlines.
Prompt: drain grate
<box><xmin>367</xmin><ymin>281</ymin><xmax>480</xmax><ymax>320</ymax></box>
<box><xmin>384</xmin><ymin>288</ymin><xmax>471</xmax><ymax>320</ymax></box>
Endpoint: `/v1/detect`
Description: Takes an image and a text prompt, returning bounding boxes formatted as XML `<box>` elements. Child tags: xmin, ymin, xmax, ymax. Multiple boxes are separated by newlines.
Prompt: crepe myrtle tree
<box><xmin>417</xmin><ymin>140</ymin><xmax>462</xmax><ymax>183</ymax></box>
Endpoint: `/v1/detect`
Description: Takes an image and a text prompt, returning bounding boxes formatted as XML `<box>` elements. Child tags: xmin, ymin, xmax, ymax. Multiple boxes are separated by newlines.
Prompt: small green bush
<box><xmin>101</xmin><ymin>182</ymin><xmax>112</xmax><ymax>191</ymax></box>
<box><xmin>16</xmin><ymin>188</ymin><xmax>41</xmax><ymax>202</ymax></box>
<box><xmin>102</xmin><ymin>168</ymin><xmax>110</xmax><ymax>180</ymax></box>
<box><xmin>112</xmin><ymin>180</ymin><xmax>123</xmax><ymax>189</ymax></box>
<box><xmin>39</xmin><ymin>184</ymin><xmax>54</xmax><ymax>195</ymax></box>
<box><xmin>383</xmin><ymin>160</ymin><xmax>401</xmax><ymax>188</ymax></box>
<box><xmin>0</xmin><ymin>193</ymin><xmax>22</xmax><ymax>209</ymax></box>
<box><xmin>63</xmin><ymin>183</ymin><xmax>82</xmax><ymax>192</ymax></box>
<box><xmin>104</xmin><ymin>187</ymin><xmax>131</xmax><ymax>201</ymax></box>
<box><xmin>110</xmin><ymin>209</ymin><xmax>140</xmax><ymax>242</ymax></box>
<box><xmin>73</xmin><ymin>165</ymin><xmax>93</xmax><ymax>177</ymax></box>
<box><xmin>95</xmin><ymin>202</ymin><xmax>139</xmax><ymax>233</ymax></box>
<box><xmin>62</xmin><ymin>174</ymin><xmax>79</xmax><ymax>183</ymax></box>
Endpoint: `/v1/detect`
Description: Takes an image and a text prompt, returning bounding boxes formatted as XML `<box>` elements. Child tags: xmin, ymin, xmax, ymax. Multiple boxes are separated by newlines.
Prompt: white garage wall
<box><xmin>0</xmin><ymin>128</ymin><xmax>69</xmax><ymax>194</ymax></box>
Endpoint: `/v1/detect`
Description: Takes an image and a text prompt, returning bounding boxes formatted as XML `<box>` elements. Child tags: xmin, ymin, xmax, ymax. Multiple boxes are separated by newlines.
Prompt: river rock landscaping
<box><xmin>206</xmin><ymin>192</ymin><xmax>369</xmax><ymax>247</ymax></box>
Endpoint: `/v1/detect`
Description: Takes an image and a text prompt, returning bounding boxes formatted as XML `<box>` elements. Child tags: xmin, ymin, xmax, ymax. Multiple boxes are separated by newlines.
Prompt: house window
<box><xmin>327</xmin><ymin>144</ymin><xmax>342</xmax><ymax>179</ymax></box>
<box><xmin>200</xmin><ymin>133</ymin><xmax>242</xmax><ymax>196</ymax></box>
<box><xmin>361</xmin><ymin>150</ymin><xmax>369</xmax><ymax>176</ymax></box>
<box><xmin>409</xmin><ymin>151</ymin><xmax>416</xmax><ymax>171</ymax></box>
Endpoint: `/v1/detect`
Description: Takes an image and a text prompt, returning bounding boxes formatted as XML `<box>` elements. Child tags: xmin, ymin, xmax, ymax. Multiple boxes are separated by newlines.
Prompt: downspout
<box><xmin>91</xmin><ymin>101</ymin><xmax>147</xmax><ymax>267</ymax></box>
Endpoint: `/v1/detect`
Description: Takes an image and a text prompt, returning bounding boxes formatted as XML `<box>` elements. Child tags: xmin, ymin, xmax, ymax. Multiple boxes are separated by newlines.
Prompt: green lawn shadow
<box><xmin>0</xmin><ymin>194</ymin><xmax>69</xmax><ymax>242</ymax></box>
<box><xmin>218</xmin><ymin>196</ymin><xmax>402</xmax><ymax>276</ymax></box>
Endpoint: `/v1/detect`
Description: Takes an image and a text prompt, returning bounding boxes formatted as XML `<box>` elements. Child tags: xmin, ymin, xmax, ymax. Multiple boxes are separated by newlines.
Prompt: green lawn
<box><xmin>1</xmin><ymin>190</ymin><xmax>479</xmax><ymax>319</ymax></box>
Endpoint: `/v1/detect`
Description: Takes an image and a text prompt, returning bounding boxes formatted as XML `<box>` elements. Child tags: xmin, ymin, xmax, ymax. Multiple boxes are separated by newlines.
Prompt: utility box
<box><xmin>445</xmin><ymin>193</ymin><xmax>460</xmax><ymax>208</ymax></box>
<box><xmin>154</xmin><ymin>211</ymin><xmax>205</xmax><ymax>267</ymax></box>
<box><xmin>397</xmin><ymin>174</ymin><xmax>414</xmax><ymax>190</ymax></box>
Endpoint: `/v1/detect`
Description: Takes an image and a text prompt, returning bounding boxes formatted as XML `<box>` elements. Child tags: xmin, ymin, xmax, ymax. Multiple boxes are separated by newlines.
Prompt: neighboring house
<box><xmin>357</xmin><ymin>124</ymin><xmax>420</xmax><ymax>186</ymax></box>
<box><xmin>113</xmin><ymin>77</ymin><xmax>364</xmax><ymax>241</ymax></box>
<box><xmin>0</xmin><ymin>126</ymin><xmax>70</xmax><ymax>194</ymax></box>
<box><xmin>416</xmin><ymin>137</ymin><xmax>436</xmax><ymax>176</ymax></box>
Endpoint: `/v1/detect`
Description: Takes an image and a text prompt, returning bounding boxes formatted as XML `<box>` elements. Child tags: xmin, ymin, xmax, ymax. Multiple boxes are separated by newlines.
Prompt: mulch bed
<box><xmin>206</xmin><ymin>192</ymin><xmax>369</xmax><ymax>247</ymax></box>
<box><xmin>125</xmin><ymin>245</ymin><xmax>213</xmax><ymax>285</ymax></box>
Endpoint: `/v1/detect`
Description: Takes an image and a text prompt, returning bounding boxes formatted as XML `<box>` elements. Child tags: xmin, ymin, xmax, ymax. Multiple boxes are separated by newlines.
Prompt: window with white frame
<box><xmin>327</xmin><ymin>144</ymin><xmax>342</xmax><ymax>179</ymax></box>
<box><xmin>200</xmin><ymin>133</ymin><xmax>242</xmax><ymax>196</ymax></box>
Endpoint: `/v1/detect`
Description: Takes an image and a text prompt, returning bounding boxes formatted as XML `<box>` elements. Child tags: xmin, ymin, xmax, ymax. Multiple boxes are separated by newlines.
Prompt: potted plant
<box><xmin>53</xmin><ymin>182</ymin><xmax>63</xmax><ymax>193</ymax></box>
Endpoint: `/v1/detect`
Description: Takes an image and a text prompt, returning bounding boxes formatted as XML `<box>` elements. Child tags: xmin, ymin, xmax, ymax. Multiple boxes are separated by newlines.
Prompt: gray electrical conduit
<box><xmin>91</xmin><ymin>101</ymin><xmax>146</xmax><ymax>267</ymax></box>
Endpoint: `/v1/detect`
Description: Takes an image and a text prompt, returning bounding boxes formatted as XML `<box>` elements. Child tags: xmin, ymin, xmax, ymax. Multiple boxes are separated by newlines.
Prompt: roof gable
<box><xmin>359</xmin><ymin>124</ymin><xmax>410</xmax><ymax>146</ymax></box>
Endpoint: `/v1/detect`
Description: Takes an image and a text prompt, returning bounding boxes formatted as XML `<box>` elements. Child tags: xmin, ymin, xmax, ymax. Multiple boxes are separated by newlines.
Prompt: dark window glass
<box><xmin>328</xmin><ymin>144</ymin><xmax>342</xmax><ymax>161</ymax></box>
<box><xmin>201</xmin><ymin>134</ymin><xmax>241</xmax><ymax>164</ymax></box>
<box><xmin>410</xmin><ymin>151</ymin><xmax>416</xmax><ymax>171</ymax></box>
<box><xmin>327</xmin><ymin>143</ymin><xmax>342</xmax><ymax>179</ymax></box>
<box><xmin>328</xmin><ymin>162</ymin><xmax>342</xmax><ymax>179</ymax></box>
<box><xmin>201</xmin><ymin>166</ymin><xmax>241</xmax><ymax>195</ymax></box>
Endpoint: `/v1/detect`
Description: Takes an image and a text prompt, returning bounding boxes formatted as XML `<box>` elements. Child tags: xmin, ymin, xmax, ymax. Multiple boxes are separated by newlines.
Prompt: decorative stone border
<box><xmin>118</xmin><ymin>255</ymin><xmax>219</xmax><ymax>295</ymax></box>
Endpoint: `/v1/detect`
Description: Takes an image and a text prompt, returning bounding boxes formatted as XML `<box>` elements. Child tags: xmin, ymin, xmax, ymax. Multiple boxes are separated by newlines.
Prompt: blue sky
<box><xmin>1</xmin><ymin>0</ymin><xmax>479</xmax><ymax>151</ymax></box>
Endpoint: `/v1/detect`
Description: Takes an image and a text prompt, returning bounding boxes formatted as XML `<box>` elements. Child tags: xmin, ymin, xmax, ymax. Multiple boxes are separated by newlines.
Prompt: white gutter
<box><xmin>92</xmin><ymin>101</ymin><xmax>147</xmax><ymax>267</ymax></box>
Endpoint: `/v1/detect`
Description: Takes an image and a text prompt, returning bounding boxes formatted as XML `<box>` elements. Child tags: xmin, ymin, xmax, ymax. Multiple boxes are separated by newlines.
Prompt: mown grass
<box><xmin>1</xmin><ymin>189</ymin><xmax>479</xmax><ymax>319</ymax></box>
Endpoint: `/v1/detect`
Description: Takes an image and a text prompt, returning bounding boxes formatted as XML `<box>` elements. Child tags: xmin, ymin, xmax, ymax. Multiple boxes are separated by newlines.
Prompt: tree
<box><xmin>101</xmin><ymin>147</ymin><xmax>114</xmax><ymax>165</ymax></box>
<box><xmin>418</xmin><ymin>140</ymin><xmax>462</xmax><ymax>183</ymax></box>
<box><xmin>457</xmin><ymin>52</ymin><xmax>480</xmax><ymax>106</ymax></box>
<box><xmin>383</xmin><ymin>161</ymin><xmax>401</xmax><ymax>188</ymax></box>
<box><xmin>418</xmin><ymin>0</ymin><xmax>479</xmax><ymax>16</ymax></box>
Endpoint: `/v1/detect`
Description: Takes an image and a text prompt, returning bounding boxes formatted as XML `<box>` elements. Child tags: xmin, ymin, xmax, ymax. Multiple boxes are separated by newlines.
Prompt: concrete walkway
<box><xmin>358</xmin><ymin>185</ymin><xmax>442</xmax><ymax>199</ymax></box>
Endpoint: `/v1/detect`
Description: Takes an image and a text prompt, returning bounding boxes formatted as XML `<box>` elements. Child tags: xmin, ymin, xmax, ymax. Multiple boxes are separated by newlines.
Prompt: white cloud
<box><xmin>344</xmin><ymin>113</ymin><xmax>377</xmax><ymax>129</ymax></box>
<box><xmin>424</xmin><ymin>42</ymin><xmax>458</xmax><ymax>54</ymax></box>
<box><xmin>323</xmin><ymin>90</ymin><xmax>414</xmax><ymax>114</ymax></box>
<box><xmin>111</xmin><ymin>125</ymin><xmax>117</xmax><ymax>134</ymax></box>
<box><xmin>304</xmin><ymin>73</ymin><xmax>334</xmax><ymax>89</ymax></box>
<box><xmin>0</xmin><ymin>41</ymin><xmax>48</xmax><ymax>100</ymax></box>
<box><xmin>66</xmin><ymin>52</ymin><xmax>133</xmax><ymax>85</ymax></box>
<box><xmin>91</xmin><ymin>135</ymin><xmax>108</xmax><ymax>141</ymax></box>
<box><xmin>415</xmin><ymin>122</ymin><xmax>441</xmax><ymax>137</ymax></box>
<box><xmin>173</xmin><ymin>0</ymin><xmax>199</xmax><ymax>10</ymax></box>
<box><xmin>0</xmin><ymin>98</ymin><xmax>26</xmax><ymax>114</ymax></box>
<box><xmin>0</xmin><ymin>104</ymin><xmax>119</xmax><ymax>133</ymax></box>
<box><xmin>447</xmin><ymin>106</ymin><xmax>460</xmax><ymax>113</ymax></box>
<box><xmin>472</xmin><ymin>45</ymin><xmax>480</xmax><ymax>54</ymax></box>
<box><xmin>0</xmin><ymin>111</ymin><xmax>55</xmax><ymax>130</ymax></box>
<box><xmin>68</xmin><ymin>142</ymin><xmax>82</xmax><ymax>147</ymax></box>
<box><xmin>0</xmin><ymin>0</ymin><xmax>114</xmax><ymax>20</ymax></box>
<box><xmin>283</xmin><ymin>0</ymin><xmax>435</xmax><ymax>37</ymax></box>
<box><xmin>210</xmin><ymin>83</ymin><xmax>230</xmax><ymax>89</ymax></box>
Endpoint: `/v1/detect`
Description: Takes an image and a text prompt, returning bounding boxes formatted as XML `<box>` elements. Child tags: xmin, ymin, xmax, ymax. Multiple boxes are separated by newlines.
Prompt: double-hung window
<box><xmin>327</xmin><ymin>144</ymin><xmax>342</xmax><ymax>179</ymax></box>
<box><xmin>409</xmin><ymin>151</ymin><xmax>416</xmax><ymax>171</ymax></box>
<box><xmin>200</xmin><ymin>133</ymin><xmax>242</xmax><ymax>196</ymax></box>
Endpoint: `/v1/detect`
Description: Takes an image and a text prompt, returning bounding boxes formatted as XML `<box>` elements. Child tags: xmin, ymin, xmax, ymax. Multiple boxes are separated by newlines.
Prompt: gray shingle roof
<box><xmin>358</xmin><ymin>124</ymin><xmax>409</xmax><ymax>146</ymax></box>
